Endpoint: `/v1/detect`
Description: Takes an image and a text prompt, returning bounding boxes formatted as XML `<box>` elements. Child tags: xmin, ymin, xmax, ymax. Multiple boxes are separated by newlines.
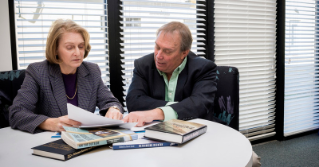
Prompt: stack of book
<box><xmin>112</xmin><ymin>119</ymin><xmax>207</xmax><ymax>149</ymax></box>
<box><xmin>32</xmin><ymin>127</ymin><xmax>138</xmax><ymax>161</ymax></box>
<box><xmin>32</xmin><ymin>119</ymin><xmax>207</xmax><ymax>160</ymax></box>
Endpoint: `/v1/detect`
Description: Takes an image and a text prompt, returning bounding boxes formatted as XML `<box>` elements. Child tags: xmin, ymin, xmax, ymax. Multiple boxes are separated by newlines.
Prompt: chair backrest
<box><xmin>0</xmin><ymin>70</ymin><xmax>26</xmax><ymax>128</ymax></box>
<box><xmin>213</xmin><ymin>66</ymin><xmax>239</xmax><ymax>130</ymax></box>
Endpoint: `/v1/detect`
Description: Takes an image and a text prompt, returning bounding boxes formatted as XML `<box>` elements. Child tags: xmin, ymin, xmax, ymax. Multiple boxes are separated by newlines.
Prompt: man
<box><xmin>123</xmin><ymin>21</ymin><xmax>261</xmax><ymax>167</ymax></box>
<box><xmin>123</xmin><ymin>21</ymin><xmax>217</xmax><ymax>126</ymax></box>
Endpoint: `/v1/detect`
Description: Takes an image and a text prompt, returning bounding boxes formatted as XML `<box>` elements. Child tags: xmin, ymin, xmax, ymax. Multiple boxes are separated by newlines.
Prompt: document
<box><xmin>67</xmin><ymin>103</ymin><xmax>136</xmax><ymax>129</ymax></box>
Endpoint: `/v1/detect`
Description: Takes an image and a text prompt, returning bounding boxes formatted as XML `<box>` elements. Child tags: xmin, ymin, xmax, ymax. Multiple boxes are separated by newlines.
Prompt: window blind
<box><xmin>14</xmin><ymin>0</ymin><xmax>110</xmax><ymax>86</ymax></box>
<box><xmin>284</xmin><ymin>0</ymin><xmax>319</xmax><ymax>136</ymax></box>
<box><xmin>119</xmin><ymin>0</ymin><xmax>206</xmax><ymax>109</ymax></box>
<box><xmin>214</xmin><ymin>0</ymin><xmax>277</xmax><ymax>141</ymax></box>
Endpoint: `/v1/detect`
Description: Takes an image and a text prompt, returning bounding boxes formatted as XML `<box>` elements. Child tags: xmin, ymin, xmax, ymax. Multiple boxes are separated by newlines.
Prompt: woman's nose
<box><xmin>74</xmin><ymin>47</ymin><xmax>80</xmax><ymax>56</ymax></box>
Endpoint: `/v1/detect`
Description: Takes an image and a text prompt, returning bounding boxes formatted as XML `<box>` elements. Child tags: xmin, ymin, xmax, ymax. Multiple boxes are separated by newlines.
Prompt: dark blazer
<box><xmin>9</xmin><ymin>60</ymin><xmax>123</xmax><ymax>134</ymax></box>
<box><xmin>126</xmin><ymin>52</ymin><xmax>217</xmax><ymax>121</ymax></box>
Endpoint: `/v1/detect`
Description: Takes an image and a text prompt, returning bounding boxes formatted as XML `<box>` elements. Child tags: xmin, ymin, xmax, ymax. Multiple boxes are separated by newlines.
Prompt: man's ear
<box><xmin>181</xmin><ymin>49</ymin><xmax>190</xmax><ymax>59</ymax></box>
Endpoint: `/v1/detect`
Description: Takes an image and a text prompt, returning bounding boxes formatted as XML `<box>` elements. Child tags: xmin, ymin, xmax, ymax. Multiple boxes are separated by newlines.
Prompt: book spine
<box><xmin>64</xmin><ymin>146</ymin><xmax>96</xmax><ymax>160</ymax></box>
<box><xmin>113</xmin><ymin>142</ymin><xmax>177</xmax><ymax>150</ymax></box>
<box><xmin>76</xmin><ymin>133</ymin><xmax>138</xmax><ymax>149</ymax></box>
<box><xmin>182</xmin><ymin>126</ymin><xmax>207</xmax><ymax>143</ymax></box>
<box><xmin>77</xmin><ymin>140</ymin><xmax>106</xmax><ymax>149</ymax></box>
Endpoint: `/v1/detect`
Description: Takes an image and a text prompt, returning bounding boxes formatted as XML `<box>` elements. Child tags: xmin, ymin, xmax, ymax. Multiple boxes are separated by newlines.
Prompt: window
<box><xmin>214</xmin><ymin>0</ymin><xmax>277</xmax><ymax>141</ymax></box>
<box><xmin>14</xmin><ymin>0</ymin><xmax>109</xmax><ymax>85</ymax></box>
<box><xmin>284</xmin><ymin>0</ymin><xmax>319</xmax><ymax>136</ymax></box>
<box><xmin>119</xmin><ymin>0</ymin><xmax>206</xmax><ymax>109</ymax></box>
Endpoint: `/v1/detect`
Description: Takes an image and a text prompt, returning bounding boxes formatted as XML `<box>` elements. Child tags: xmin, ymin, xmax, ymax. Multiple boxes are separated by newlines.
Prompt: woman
<box><xmin>9</xmin><ymin>19</ymin><xmax>123</xmax><ymax>134</ymax></box>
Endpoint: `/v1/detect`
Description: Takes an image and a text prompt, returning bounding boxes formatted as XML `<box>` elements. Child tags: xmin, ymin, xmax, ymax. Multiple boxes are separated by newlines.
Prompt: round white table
<box><xmin>0</xmin><ymin>119</ymin><xmax>252</xmax><ymax>167</ymax></box>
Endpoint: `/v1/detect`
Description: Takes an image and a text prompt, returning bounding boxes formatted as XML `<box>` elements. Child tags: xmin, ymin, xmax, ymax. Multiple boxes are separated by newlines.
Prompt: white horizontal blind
<box><xmin>120</xmin><ymin>0</ymin><xmax>206</xmax><ymax>108</ymax></box>
<box><xmin>14</xmin><ymin>0</ymin><xmax>110</xmax><ymax>86</ymax></box>
<box><xmin>284</xmin><ymin>0</ymin><xmax>319</xmax><ymax>136</ymax></box>
<box><xmin>214</xmin><ymin>0</ymin><xmax>277</xmax><ymax>141</ymax></box>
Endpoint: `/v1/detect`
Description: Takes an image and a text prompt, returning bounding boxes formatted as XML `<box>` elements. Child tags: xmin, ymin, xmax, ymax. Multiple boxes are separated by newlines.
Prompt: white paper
<box><xmin>67</xmin><ymin>103</ymin><xmax>137</xmax><ymax>129</ymax></box>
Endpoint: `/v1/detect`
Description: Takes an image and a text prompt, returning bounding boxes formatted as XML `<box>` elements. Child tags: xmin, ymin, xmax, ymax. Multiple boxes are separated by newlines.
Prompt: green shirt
<box><xmin>157</xmin><ymin>57</ymin><xmax>187</xmax><ymax>121</ymax></box>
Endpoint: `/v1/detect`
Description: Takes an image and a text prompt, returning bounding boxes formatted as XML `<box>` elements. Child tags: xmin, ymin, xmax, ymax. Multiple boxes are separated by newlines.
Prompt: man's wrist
<box><xmin>151</xmin><ymin>108</ymin><xmax>164</xmax><ymax>120</ymax></box>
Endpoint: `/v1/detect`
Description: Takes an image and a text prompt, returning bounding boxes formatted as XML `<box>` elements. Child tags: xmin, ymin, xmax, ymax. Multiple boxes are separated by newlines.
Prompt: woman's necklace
<box><xmin>66</xmin><ymin>83</ymin><xmax>77</xmax><ymax>100</ymax></box>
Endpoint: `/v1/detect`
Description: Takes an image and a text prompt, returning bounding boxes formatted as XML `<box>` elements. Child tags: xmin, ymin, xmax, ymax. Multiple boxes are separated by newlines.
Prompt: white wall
<box><xmin>0</xmin><ymin>0</ymin><xmax>13</xmax><ymax>71</ymax></box>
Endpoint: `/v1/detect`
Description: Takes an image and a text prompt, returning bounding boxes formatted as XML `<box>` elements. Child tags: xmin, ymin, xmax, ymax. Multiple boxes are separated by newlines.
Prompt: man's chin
<box><xmin>156</xmin><ymin>67</ymin><xmax>165</xmax><ymax>72</ymax></box>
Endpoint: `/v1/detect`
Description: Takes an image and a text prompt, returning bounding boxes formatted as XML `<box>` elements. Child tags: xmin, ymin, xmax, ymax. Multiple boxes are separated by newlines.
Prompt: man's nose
<box><xmin>156</xmin><ymin>50</ymin><xmax>163</xmax><ymax>59</ymax></box>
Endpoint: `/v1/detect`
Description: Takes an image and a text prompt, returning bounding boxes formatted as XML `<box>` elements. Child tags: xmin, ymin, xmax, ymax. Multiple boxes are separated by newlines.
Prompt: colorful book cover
<box><xmin>62</xmin><ymin>127</ymin><xmax>138</xmax><ymax>149</ymax></box>
<box><xmin>145</xmin><ymin>119</ymin><xmax>206</xmax><ymax>135</ymax></box>
<box><xmin>144</xmin><ymin>119</ymin><xmax>207</xmax><ymax>143</ymax></box>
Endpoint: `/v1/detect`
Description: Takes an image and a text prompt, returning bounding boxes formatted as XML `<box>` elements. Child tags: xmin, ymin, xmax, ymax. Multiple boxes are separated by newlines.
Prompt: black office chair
<box><xmin>213</xmin><ymin>66</ymin><xmax>239</xmax><ymax>130</ymax></box>
<box><xmin>0</xmin><ymin>70</ymin><xmax>25</xmax><ymax>128</ymax></box>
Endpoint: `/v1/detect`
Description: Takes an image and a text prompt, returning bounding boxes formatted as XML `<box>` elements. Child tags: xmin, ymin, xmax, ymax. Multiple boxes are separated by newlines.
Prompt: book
<box><xmin>32</xmin><ymin>139</ymin><xmax>98</xmax><ymax>161</ymax></box>
<box><xmin>61</xmin><ymin>126</ymin><xmax>138</xmax><ymax>149</ymax></box>
<box><xmin>112</xmin><ymin>137</ymin><xmax>178</xmax><ymax>150</ymax></box>
<box><xmin>112</xmin><ymin>133</ymin><xmax>178</xmax><ymax>150</ymax></box>
<box><xmin>51</xmin><ymin>132</ymin><xmax>61</xmax><ymax>138</ymax></box>
<box><xmin>144</xmin><ymin>119</ymin><xmax>207</xmax><ymax>144</ymax></box>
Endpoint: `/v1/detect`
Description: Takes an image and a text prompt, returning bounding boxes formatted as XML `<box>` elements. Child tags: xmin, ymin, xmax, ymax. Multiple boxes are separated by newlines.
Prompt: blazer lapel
<box><xmin>175</xmin><ymin>64</ymin><xmax>188</xmax><ymax>102</ymax></box>
<box><xmin>77</xmin><ymin>64</ymin><xmax>92</xmax><ymax>110</ymax></box>
<box><xmin>49</xmin><ymin>63</ymin><xmax>68</xmax><ymax>116</ymax></box>
<box><xmin>152</xmin><ymin>69</ymin><xmax>165</xmax><ymax>100</ymax></box>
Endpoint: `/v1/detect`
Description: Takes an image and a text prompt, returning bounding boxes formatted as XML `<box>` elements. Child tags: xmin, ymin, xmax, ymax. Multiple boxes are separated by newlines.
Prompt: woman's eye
<box><xmin>66</xmin><ymin>46</ymin><xmax>73</xmax><ymax>50</ymax></box>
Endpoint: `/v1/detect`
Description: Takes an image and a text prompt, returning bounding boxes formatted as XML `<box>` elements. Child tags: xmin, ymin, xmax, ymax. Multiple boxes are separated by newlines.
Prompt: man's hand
<box><xmin>122</xmin><ymin>108</ymin><xmax>164</xmax><ymax>127</ymax></box>
<box><xmin>38</xmin><ymin>115</ymin><xmax>81</xmax><ymax>132</ymax></box>
<box><xmin>105</xmin><ymin>107</ymin><xmax>123</xmax><ymax>120</ymax></box>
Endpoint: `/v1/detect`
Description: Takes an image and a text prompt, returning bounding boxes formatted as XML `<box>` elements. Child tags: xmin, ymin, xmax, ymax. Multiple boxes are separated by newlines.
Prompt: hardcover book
<box><xmin>144</xmin><ymin>119</ymin><xmax>207</xmax><ymax>144</ymax></box>
<box><xmin>61</xmin><ymin>127</ymin><xmax>138</xmax><ymax>149</ymax></box>
<box><xmin>112</xmin><ymin>133</ymin><xmax>178</xmax><ymax>150</ymax></box>
<box><xmin>32</xmin><ymin>139</ymin><xmax>97</xmax><ymax>161</ymax></box>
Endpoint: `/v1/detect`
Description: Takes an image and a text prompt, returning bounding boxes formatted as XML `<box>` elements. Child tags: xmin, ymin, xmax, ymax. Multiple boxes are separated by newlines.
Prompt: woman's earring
<box><xmin>56</xmin><ymin>55</ymin><xmax>58</xmax><ymax>59</ymax></box>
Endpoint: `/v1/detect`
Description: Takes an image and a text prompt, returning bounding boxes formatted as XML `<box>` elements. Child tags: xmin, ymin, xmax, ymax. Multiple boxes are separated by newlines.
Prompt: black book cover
<box><xmin>32</xmin><ymin>139</ymin><xmax>97</xmax><ymax>161</ymax></box>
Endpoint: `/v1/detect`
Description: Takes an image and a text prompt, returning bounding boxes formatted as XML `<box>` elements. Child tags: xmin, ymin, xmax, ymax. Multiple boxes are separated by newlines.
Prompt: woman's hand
<box><xmin>105</xmin><ymin>107</ymin><xmax>123</xmax><ymax>120</ymax></box>
<box><xmin>38</xmin><ymin>115</ymin><xmax>81</xmax><ymax>132</ymax></box>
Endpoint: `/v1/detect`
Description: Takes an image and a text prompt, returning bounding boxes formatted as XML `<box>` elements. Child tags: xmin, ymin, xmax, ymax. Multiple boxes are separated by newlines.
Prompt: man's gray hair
<box><xmin>156</xmin><ymin>21</ymin><xmax>193</xmax><ymax>52</ymax></box>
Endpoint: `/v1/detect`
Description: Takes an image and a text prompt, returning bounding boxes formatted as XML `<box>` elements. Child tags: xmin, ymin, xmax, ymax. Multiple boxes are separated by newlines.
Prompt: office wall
<box><xmin>0</xmin><ymin>0</ymin><xmax>13</xmax><ymax>71</ymax></box>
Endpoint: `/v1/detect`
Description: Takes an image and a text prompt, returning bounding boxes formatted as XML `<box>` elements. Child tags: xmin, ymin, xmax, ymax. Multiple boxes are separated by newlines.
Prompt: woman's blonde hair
<box><xmin>46</xmin><ymin>19</ymin><xmax>91</xmax><ymax>64</ymax></box>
